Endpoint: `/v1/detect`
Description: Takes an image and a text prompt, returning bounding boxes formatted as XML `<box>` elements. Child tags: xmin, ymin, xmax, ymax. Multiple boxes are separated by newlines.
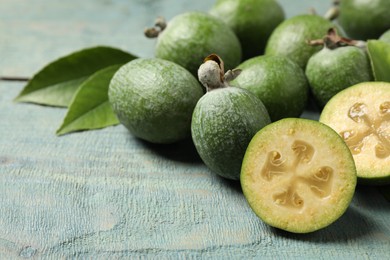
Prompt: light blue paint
<box><xmin>1</xmin><ymin>0</ymin><xmax>389</xmax><ymax>258</ymax></box>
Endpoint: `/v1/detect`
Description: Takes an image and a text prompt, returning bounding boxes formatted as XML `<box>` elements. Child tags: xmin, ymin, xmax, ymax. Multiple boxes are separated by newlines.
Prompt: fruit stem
<box><xmin>323</xmin><ymin>6</ymin><xmax>339</xmax><ymax>21</ymax></box>
<box><xmin>197</xmin><ymin>54</ymin><xmax>241</xmax><ymax>92</ymax></box>
<box><xmin>324</xmin><ymin>0</ymin><xmax>340</xmax><ymax>20</ymax></box>
<box><xmin>307</xmin><ymin>28</ymin><xmax>367</xmax><ymax>50</ymax></box>
<box><xmin>144</xmin><ymin>16</ymin><xmax>167</xmax><ymax>38</ymax></box>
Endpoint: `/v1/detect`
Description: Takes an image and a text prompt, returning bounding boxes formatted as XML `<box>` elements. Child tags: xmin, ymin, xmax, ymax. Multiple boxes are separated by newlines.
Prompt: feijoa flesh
<box><xmin>109</xmin><ymin>58</ymin><xmax>203</xmax><ymax>144</ymax></box>
<box><xmin>191</xmin><ymin>55</ymin><xmax>270</xmax><ymax>180</ymax></box>
<box><xmin>320</xmin><ymin>82</ymin><xmax>390</xmax><ymax>185</ymax></box>
<box><xmin>241</xmin><ymin>118</ymin><xmax>357</xmax><ymax>233</ymax></box>
<box><xmin>209</xmin><ymin>0</ymin><xmax>285</xmax><ymax>59</ymax></box>
<box><xmin>231</xmin><ymin>55</ymin><xmax>309</xmax><ymax>121</ymax></box>
<box><xmin>265</xmin><ymin>14</ymin><xmax>336</xmax><ymax>69</ymax></box>
<box><xmin>147</xmin><ymin>12</ymin><xmax>242</xmax><ymax>76</ymax></box>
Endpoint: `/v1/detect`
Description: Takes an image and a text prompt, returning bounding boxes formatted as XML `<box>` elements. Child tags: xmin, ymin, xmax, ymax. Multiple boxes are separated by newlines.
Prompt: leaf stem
<box><xmin>0</xmin><ymin>76</ymin><xmax>30</xmax><ymax>82</ymax></box>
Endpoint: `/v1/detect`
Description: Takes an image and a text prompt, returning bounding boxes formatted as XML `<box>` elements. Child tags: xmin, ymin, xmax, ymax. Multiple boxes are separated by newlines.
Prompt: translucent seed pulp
<box><xmin>260</xmin><ymin>139</ymin><xmax>334</xmax><ymax>211</ymax></box>
<box><xmin>342</xmin><ymin>102</ymin><xmax>390</xmax><ymax>159</ymax></box>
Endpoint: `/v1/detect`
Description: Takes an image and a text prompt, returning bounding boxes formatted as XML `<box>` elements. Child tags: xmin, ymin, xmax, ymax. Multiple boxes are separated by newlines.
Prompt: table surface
<box><xmin>1</xmin><ymin>0</ymin><xmax>389</xmax><ymax>259</ymax></box>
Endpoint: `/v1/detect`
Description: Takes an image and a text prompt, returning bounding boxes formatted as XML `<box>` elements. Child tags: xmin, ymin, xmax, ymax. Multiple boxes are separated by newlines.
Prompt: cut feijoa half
<box><xmin>241</xmin><ymin>118</ymin><xmax>357</xmax><ymax>233</ymax></box>
<box><xmin>320</xmin><ymin>82</ymin><xmax>390</xmax><ymax>185</ymax></box>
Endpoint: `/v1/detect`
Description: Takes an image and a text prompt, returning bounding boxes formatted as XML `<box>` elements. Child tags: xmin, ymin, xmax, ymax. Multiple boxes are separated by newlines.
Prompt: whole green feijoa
<box><xmin>145</xmin><ymin>12</ymin><xmax>242</xmax><ymax>76</ymax></box>
<box><xmin>192</xmin><ymin>54</ymin><xmax>271</xmax><ymax>180</ymax></box>
<box><xmin>265</xmin><ymin>14</ymin><xmax>336</xmax><ymax>69</ymax></box>
<box><xmin>209</xmin><ymin>0</ymin><xmax>285</xmax><ymax>60</ymax></box>
<box><xmin>109</xmin><ymin>58</ymin><xmax>203</xmax><ymax>144</ymax></box>
<box><xmin>337</xmin><ymin>0</ymin><xmax>390</xmax><ymax>40</ymax></box>
<box><xmin>231</xmin><ymin>55</ymin><xmax>309</xmax><ymax>121</ymax></box>
<box><xmin>305</xmin><ymin>30</ymin><xmax>373</xmax><ymax>108</ymax></box>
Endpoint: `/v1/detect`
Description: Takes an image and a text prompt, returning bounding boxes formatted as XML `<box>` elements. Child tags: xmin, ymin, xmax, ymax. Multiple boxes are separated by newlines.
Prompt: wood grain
<box><xmin>1</xmin><ymin>0</ymin><xmax>390</xmax><ymax>258</ymax></box>
<box><xmin>1</xmin><ymin>82</ymin><xmax>390</xmax><ymax>259</ymax></box>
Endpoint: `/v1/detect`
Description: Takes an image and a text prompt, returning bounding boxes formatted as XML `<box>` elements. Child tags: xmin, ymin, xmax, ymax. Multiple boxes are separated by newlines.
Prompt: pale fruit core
<box><xmin>261</xmin><ymin>140</ymin><xmax>333</xmax><ymax>211</ymax></box>
<box><xmin>340</xmin><ymin>101</ymin><xmax>390</xmax><ymax>159</ymax></box>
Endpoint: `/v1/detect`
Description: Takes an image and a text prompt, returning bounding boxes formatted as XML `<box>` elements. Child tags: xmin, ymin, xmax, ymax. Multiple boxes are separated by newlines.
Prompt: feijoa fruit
<box><xmin>320</xmin><ymin>82</ymin><xmax>390</xmax><ymax>185</ymax></box>
<box><xmin>145</xmin><ymin>12</ymin><xmax>242</xmax><ymax>76</ymax></box>
<box><xmin>337</xmin><ymin>0</ymin><xmax>390</xmax><ymax>40</ymax></box>
<box><xmin>109</xmin><ymin>58</ymin><xmax>203</xmax><ymax>144</ymax></box>
<box><xmin>209</xmin><ymin>0</ymin><xmax>285</xmax><ymax>59</ymax></box>
<box><xmin>231</xmin><ymin>55</ymin><xmax>309</xmax><ymax>121</ymax></box>
<box><xmin>305</xmin><ymin>28</ymin><xmax>373</xmax><ymax>108</ymax></box>
<box><xmin>265</xmin><ymin>14</ymin><xmax>336</xmax><ymax>69</ymax></box>
<box><xmin>241</xmin><ymin>118</ymin><xmax>357</xmax><ymax>233</ymax></box>
<box><xmin>191</xmin><ymin>54</ymin><xmax>270</xmax><ymax>180</ymax></box>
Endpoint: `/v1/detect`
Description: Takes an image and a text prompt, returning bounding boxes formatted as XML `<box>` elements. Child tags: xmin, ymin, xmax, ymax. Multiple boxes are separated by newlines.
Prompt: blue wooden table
<box><xmin>1</xmin><ymin>0</ymin><xmax>389</xmax><ymax>258</ymax></box>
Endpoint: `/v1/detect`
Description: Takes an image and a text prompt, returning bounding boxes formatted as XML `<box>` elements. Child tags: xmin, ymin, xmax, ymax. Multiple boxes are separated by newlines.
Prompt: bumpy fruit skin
<box><xmin>109</xmin><ymin>58</ymin><xmax>203</xmax><ymax>144</ymax></box>
<box><xmin>265</xmin><ymin>14</ymin><xmax>335</xmax><ymax>69</ymax></box>
<box><xmin>320</xmin><ymin>82</ymin><xmax>390</xmax><ymax>185</ymax></box>
<box><xmin>155</xmin><ymin>12</ymin><xmax>242</xmax><ymax>76</ymax></box>
<box><xmin>231</xmin><ymin>55</ymin><xmax>309</xmax><ymax>121</ymax></box>
<box><xmin>338</xmin><ymin>0</ymin><xmax>390</xmax><ymax>40</ymax></box>
<box><xmin>209</xmin><ymin>0</ymin><xmax>285</xmax><ymax>60</ymax></box>
<box><xmin>191</xmin><ymin>87</ymin><xmax>270</xmax><ymax>180</ymax></box>
<box><xmin>305</xmin><ymin>46</ymin><xmax>373</xmax><ymax>108</ymax></box>
<box><xmin>241</xmin><ymin>118</ymin><xmax>357</xmax><ymax>233</ymax></box>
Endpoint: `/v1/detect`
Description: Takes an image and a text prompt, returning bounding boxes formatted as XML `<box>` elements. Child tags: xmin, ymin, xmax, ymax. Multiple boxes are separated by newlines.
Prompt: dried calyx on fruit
<box><xmin>307</xmin><ymin>27</ymin><xmax>366</xmax><ymax>50</ymax></box>
<box><xmin>144</xmin><ymin>16</ymin><xmax>167</xmax><ymax>38</ymax></box>
<box><xmin>197</xmin><ymin>54</ymin><xmax>242</xmax><ymax>92</ymax></box>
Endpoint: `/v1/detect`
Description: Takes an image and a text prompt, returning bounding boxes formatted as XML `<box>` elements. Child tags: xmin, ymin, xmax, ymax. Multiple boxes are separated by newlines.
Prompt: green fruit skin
<box><xmin>305</xmin><ymin>46</ymin><xmax>373</xmax><ymax>108</ymax></box>
<box><xmin>231</xmin><ymin>55</ymin><xmax>309</xmax><ymax>121</ymax></box>
<box><xmin>379</xmin><ymin>29</ymin><xmax>390</xmax><ymax>44</ymax></box>
<box><xmin>155</xmin><ymin>11</ymin><xmax>242</xmax><ymax>76</ymax></box>
<box><xmin>191</xmin><ymin>87</ymin><xmax>271</xmax><ymax>180</ymax></box>
<box><xmin>338</xmin><ymin>0</ymin><xmax>390</xmax><ymax>40</ymax></box>
<box><xmin>209</xmin><ymin>0</ymin><xmax>285</xmax><ymax>60</ymax></box>
<box><xmin>265</xmin><ymin>14</ymin><xmax>336</xmax><ymax>69</ymax></box>
<box><xmin>109</xmin><ymin>58</ymin><xmax>203</xmax><ymax>144</ymax></box>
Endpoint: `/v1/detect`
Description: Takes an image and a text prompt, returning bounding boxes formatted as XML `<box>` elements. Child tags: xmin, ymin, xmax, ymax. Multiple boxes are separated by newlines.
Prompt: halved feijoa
<box><xmin>241</xmin><ymin>118</ymin><xmax>357</xmax><ymax>233</ymax></box>
<box><xmin>320</xmin><ymin>82</ymin><xmax>390</xmax><ymax>185</ymax></box>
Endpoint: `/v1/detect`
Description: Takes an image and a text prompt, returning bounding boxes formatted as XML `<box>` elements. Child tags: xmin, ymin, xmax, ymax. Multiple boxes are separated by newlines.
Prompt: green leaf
<box><xmin>14</xmin><ymin>46</ymin><xmax>136</xmax><ymax>107</ymax></box>
<box><xmin>56</xmin><ymin>64</ymin><xmax>122</xmax><ymax>136</ymax></box>
<box><xmin>367</xmin><ymin>40</ymin><xmax>390</xmax><ymax>82</ymax></box>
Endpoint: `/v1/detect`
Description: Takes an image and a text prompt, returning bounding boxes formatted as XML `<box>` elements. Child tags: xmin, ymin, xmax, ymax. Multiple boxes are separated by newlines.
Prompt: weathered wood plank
<box><xmin>1</xmin><ymin>0</ymin><xmax>390</xmax><ymax>258</ymax></box>
<box><xmin>1</xmin><ymin>82</ymin><xmax>390</xmax><ymax>259</ymax></box>
<box><xmin>0</xmin><ymin>0</ymin><xmax>333</xmax><ymax>78</ymax></box>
